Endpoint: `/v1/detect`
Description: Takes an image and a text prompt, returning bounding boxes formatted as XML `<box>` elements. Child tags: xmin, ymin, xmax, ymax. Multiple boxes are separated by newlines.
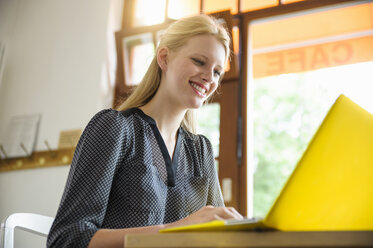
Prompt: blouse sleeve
<box><xmin>47</xmin><ymin>109</ymin><xmax>126</xmax><ymax>248</ymax></box>
<box><xmin>198</xmin><ymin>135</ymin><xmax>225</xmax><ymax>207</ymax></box>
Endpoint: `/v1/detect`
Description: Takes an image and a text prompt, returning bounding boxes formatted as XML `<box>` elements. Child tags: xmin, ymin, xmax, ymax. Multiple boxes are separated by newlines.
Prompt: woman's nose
<box><xmin>201</xmin><ymin>68</ymin><xmax>213</xmax><ymax>83</ymax></box>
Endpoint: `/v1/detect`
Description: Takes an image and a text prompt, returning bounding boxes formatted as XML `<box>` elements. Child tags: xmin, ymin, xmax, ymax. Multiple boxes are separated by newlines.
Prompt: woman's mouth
<box><xmin>189</xmin><ymin>81</ymin><xmax>207</xmax><ymax>97</ymax></box>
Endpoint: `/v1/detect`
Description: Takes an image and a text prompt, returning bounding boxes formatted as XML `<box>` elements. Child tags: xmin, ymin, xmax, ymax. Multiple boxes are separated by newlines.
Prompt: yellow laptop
<box><xmin>161</xmin><ymin>94</ymin><xmax>373</xmax><ymax>232</ymax></box>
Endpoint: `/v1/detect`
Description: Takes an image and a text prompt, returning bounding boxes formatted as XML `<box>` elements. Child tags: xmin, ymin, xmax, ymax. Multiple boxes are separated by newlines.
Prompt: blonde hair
<box><xmin>117</xmin><ymin>14</ymin><xmax>231</xmax><ymax>133</ymax></box>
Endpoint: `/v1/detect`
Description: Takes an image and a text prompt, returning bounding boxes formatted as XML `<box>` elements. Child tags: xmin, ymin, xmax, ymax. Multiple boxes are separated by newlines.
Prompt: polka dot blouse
<box><xmin>47</xmin><ymin>108</ymin><xmax>224</xmax><ymax>247</ymax></box>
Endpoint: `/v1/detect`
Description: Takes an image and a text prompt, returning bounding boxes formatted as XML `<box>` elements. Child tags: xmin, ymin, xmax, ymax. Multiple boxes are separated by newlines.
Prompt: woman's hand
<box><xmin>166</xmin><ymin>205</ymin><xmax>243</xmax><ymax>228</ymax></box>
<box><xmin>89</xmin><ymin>206</ymin><xmax>243</xmax><ymax>248</ymax></box>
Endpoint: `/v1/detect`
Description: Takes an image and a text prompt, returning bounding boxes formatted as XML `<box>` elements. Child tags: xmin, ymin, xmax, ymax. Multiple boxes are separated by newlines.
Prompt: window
<box><xmin>204</xmin><ymin>0</ymin><xmax>238</xmax><ymax>14</ymax></box>
<box><xmin>123</xmin><ymin>33</ymin><xmax>155</xmax><ymax>86</ymax></box>
<box><xmin>168</xmin><ymin>0</ymin><xmax>200</xmax><ymax>19</ymax></box>
<box><xmin>247</xmin><ymin>1</ymin><xmax>373</xmax><ymax>217</ymax></box>
<box><xmin>241</xmin><ymin>0</ymin><xmax>277</xmax><ymax>12</ymax></box>
<box><xmin>197</xmin><ymin>103</ymin><xmax>221</xmax><ymax>161</ymax></box>
<box><xmin>133</xmin><ymin>0</ymin><xmax>166</xmax><ymax>26</ymax></box>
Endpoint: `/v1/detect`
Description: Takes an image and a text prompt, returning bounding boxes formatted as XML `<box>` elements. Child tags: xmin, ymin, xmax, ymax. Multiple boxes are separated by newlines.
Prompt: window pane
<box><xmin>204</xmin><ymin>0</ymin><xmax>238</xmax><ymax>14</ymax></box>
<box><xmin>251</xmin><ymin>2</ymin><xmax>373</xmax><ymax>77</ymax></box>
<box><xmin>197</xmin><ymin>103</ymin><xmax>221</xmax><ymax>158</ymax></box>
<box><xmin>252</xmin><ymin>62</ymin><xmax>373</xmax><ymax>217</ymax></box>
<box><xmin>123</xmin><ymin>33</ymin><xmax>155</xmax><ymax>86</ymax></box>
<box><xmin>251</xmin><ymin>3</ymin><xmax>373</xmax><ymax>50</ymax></box>
<box><xmin>168</xmin><ymin>0</ymin><xmax>200</xmax><ymax>19</ymax></box>
<box><xmin>248</xmin><ymin>3</ymin><xmax>373</xmax><ymax>217</ymax></box>
<box><xmin>133</xmin><ymin>0</ymin><xmax>166</xmax><ymax>26</ymax></box>
<box><xmin>232</xmin><ymin>25</ymin><xmax>240</xmax><ymax>55</ymax></box>
<box><xmin>241</xmin><ymin>0</ymin><xmax>278</xmax><ymax>12</ymax></box>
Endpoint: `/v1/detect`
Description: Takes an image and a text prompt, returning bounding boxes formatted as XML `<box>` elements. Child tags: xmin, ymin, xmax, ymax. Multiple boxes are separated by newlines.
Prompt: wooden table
<box><xmin>125</xmin><ymin>231</ymin><xmax>373</xmax><ymax>248</ymax></box>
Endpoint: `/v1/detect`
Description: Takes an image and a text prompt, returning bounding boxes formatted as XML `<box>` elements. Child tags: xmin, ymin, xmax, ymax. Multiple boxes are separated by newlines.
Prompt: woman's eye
<box><xmin>192</xmin><ymin>58</ymin><xmax>204</xmax><ymax>65</ymax></box>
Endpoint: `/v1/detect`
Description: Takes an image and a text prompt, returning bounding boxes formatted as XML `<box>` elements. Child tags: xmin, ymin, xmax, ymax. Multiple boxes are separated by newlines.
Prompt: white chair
<box><xmin>0</xmin><ymin>213</ymin><xmax>54</xmax><ymax>248</ymax></box>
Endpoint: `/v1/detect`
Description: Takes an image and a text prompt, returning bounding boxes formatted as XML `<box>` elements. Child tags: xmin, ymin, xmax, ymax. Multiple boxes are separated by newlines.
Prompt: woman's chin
<box><xmin>189</xmin><ymin>101</ymin><xmax>205</xmax><ymax>109</ymax></box>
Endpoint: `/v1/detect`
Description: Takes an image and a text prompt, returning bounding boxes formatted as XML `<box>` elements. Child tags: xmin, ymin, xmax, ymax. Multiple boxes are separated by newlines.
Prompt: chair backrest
<box><xmin>0</xmin><ymin>213</ymin><xmax>54</xmax><ymax>248</ymax></box>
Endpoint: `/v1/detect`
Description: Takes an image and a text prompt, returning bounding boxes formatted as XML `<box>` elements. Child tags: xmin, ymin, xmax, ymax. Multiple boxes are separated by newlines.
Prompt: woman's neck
<box><xmin>139</xmin><ymin>96</ymin><xmax>186</xmax><ymax>141</ymax></box>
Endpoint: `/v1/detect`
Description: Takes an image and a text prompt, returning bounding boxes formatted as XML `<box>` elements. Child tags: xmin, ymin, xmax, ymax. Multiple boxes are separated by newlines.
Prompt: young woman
<box><xmin>47</xmin><ymin>14</ymin><xmax>243</xmax><ymax>248</ymax></box>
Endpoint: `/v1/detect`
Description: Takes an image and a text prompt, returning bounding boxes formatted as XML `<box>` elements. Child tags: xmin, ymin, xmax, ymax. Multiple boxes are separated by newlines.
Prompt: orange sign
<box><xmin>253</xmin><ymin>35</ymin><xmax>373</xmax><ymax>78</ymax></box>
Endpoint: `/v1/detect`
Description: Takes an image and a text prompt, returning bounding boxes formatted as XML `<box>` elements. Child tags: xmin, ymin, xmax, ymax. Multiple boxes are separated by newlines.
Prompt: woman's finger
<box><xmin>226</xmin><ymin>207</ymin><xmax>244</xmax><ymax>219</ymax></box>
<box><xmin>212</xmin><ymin>207</ymin><xmax>241</xmax><ymax>220</ymax></box>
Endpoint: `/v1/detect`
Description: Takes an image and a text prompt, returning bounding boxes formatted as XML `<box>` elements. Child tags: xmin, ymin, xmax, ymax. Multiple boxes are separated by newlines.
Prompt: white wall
<box><xmin>0</xmin><ymin>0</ymin><xmax>112</xmax><ymax>246</ymax></box>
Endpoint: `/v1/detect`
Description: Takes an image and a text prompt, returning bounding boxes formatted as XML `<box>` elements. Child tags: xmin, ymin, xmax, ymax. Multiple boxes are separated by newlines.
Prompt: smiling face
<box><xmin>157</xmin><ymin>34</ymin><xmax>226</xmax><ymax>110</ymax></box>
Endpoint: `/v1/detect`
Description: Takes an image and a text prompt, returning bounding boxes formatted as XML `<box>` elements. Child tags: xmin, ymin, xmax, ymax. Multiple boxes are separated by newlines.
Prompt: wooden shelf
<box><xmin>0</xmin><ymin>148</ymin><xmax>75</xmax><ymax>172</ymax></box>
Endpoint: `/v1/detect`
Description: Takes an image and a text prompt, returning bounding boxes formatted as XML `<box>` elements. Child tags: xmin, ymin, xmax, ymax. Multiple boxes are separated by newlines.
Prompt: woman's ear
<box><xmin>157</xmin><ymin>47</ymin><xmax>169</xmax><ymax>71</ymax></box>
